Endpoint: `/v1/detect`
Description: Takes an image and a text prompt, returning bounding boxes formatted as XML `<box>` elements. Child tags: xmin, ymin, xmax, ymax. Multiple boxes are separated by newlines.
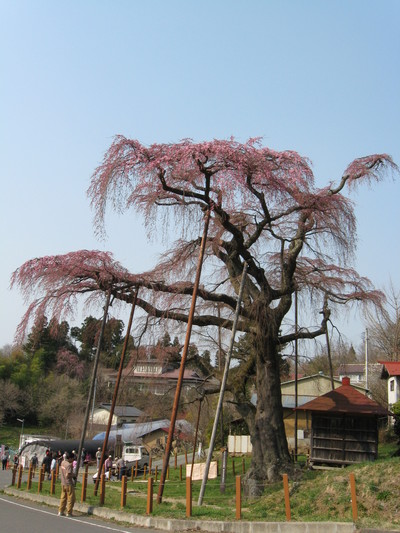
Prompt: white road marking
<box><xmin>0</xmin><ymin>496</ymin><xmax>133</xmax><ymax>532</ymax></box>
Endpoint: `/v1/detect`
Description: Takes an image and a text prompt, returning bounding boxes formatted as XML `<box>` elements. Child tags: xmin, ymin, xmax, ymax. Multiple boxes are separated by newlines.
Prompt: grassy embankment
<box><xmin>10</xmin><ymin>441</ymin><xmax>400</xmax><ymax>530</ymax></box>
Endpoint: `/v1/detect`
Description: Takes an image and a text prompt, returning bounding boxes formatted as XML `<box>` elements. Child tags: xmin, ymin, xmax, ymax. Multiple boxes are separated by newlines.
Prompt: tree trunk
<box><xmin>244</xmin><ymin>327</ymin><xmax>292</xmax><ymax>498</ymax></box>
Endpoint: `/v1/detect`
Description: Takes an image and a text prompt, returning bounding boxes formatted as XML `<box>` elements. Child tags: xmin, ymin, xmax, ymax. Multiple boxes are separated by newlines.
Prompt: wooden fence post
<box><xmin>38</xmin><ymin>469</ymin><xmax>43</xmax><ymax>493</ymax></box>
<box><xmin>155</xmin><ymin>465</ymin><xmax>158</xmax><ymax>482</ymax></box>
<box><xmin>186</xmin><ymin>476</ymin><xmax>192</xmax><ymax>517</ymax></box>
<box><xmin>50</xmin><ymin>470</ymin><xmax>56</xmax><ymax>495</ymax></box>
<box><xmin>349</xmin><ymin>473</ymin><xmax>358</xmax><ymax>522</ymax></box>
<box><xmin>235</xmin><ymin>475</ymin><xmax>241</xmax><ymax>520</ymax></box>
<box><xmin>99</xmin><ymin>472</ymin><xmax>105</xmax><ymax>505</ymax></box>
<box><xmin>143</xmin><ymin>464</ymin><xmax>147</xmax><ymax>480</ymax></box>
<box><xmin>26</xmin><ymin>465</ymin><xmax>33</xmax><ymax>490</ymax></box>
<box><xmin>174</xmin><ymin>450</ymin><xmax>177</xmax><ymax>469</ymax></box>
<box><xmin>121</xmin><ymin>475</ymin><xmax>127</xmax><ymax>508</ymax></box>
<box><xmin>283</xmin><ymin>473</ymin><xmax>291</xmax><ymax>521</ymax></box>
<box><xmin>17</xmin><ymin>465</ymin><xmax>23</xmax><ymax>489</ymax></box>
<box><xmin>81</xmin><ymin>472</ymin><xmax>87</xmax><ymax>502</ymax></box>
<box><xmin>146</xmin><ymin>477</ymin><xmax>153</xmax><ymax>515</ymax></box>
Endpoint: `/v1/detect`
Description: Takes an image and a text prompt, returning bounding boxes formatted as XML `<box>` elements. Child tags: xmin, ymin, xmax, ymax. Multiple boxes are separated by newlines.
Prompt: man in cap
<box><xmin>58</xmin><ymin>451</ymin><xmax>76</xmax><ymax>517</ymax></box>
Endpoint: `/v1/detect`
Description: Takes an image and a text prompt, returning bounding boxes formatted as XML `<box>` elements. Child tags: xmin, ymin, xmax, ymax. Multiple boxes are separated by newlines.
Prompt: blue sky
<box><xmin>1</xmin><ymin>0</ymin><xmax>399</xmax><ymax>350</ymax></box>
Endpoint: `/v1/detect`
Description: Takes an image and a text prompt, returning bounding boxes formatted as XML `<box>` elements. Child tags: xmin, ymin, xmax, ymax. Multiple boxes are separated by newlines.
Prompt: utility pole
<box><xmin>365</xmin><ymin>327</ymin><xmax>369</xmax><ymax>390</ymax></box>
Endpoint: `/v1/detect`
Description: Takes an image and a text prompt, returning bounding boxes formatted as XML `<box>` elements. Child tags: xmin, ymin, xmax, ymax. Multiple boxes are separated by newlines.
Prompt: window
<box><xmin>390</xmin><ymin>379</ymin><xmax>395</xmax><ymax>392</ymax></box>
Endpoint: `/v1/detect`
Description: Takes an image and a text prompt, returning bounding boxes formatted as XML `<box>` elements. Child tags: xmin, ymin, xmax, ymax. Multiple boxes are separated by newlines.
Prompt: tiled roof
<box><xmin>296</xmin><ymin>377</ymin><xmax>388</xmax><ymax>416</ymax></box>
<box><xmin>99</xmin><ymin>404</ymin><xmax>144</xmax><ymax>417</ymax></box>
<box><xmin>337</xmin><ymin>363</ymin><xmax>366</xmax><ymax>374</ymax></box>
<box><xmin>379</xmin><ymin>360</ymin><xmax>400</xmax><ymax>377</ymax></box>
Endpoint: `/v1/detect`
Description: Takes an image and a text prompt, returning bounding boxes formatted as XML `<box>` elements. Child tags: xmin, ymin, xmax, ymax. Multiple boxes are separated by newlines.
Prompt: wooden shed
<box><xmin>296</xmin><ymin>377</ymin><xmax>388</xmax><ymax>466</ymax></box>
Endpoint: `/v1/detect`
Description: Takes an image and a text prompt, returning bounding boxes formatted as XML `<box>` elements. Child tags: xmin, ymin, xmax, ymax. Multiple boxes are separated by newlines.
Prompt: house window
<box><xmin>390</xmin><ymin>379</ymin><xmax>395</xmax><ymax>392</ymax></box>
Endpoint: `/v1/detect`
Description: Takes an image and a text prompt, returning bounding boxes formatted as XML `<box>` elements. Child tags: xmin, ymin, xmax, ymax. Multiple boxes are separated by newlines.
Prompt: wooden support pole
<box><xmin>174</xmin><ymin>450</ymin><xmax>177</xmax><ymax>469</ymax></box>
<box><xmin>155</xmin><ymin>465</ymin><xmax>158</xmax><ymax>483</ymax></box>
<box><xmin>12</xmin><ymin>466</ymin><xmax>17</xmax><ymax>486</ymax></box>
<box><xmin>143</xmin><ymin>464</ymin><xmax>147</xmax><ymax>480</ymax></box>
<box><xmin>235</xmin><ymin>475</ymin><xmax>241</xmax><ymax>520</ymax></box>
<box><xmin>283</xmin><ymin>473</ymin><xmax>291</xmax><ymax>521</ymax></box>
<box><xmin>135</xmin><ymin>461</ymin><xmax>138</xmax><ymax>478</ymax></box>
<box><xmin>186</xmin><ymin>477</ymin><xmax>192</xmax><ymax>518</ymax></box>
<box><xmin>149</xmin><ymin>455</ymin><xmax>152</xmax><ymax>473</ymax></box>
<box><xmin>79</xmin><ymin>290</ymin><xmax>112</xmax><ymax>487</ymax></box>
<box><xmin>81</xmin><ymin>472</ymin><xmax>87</xmax><ymax>502</ymax></box>
<box><xmin>349</xmin><ymin>473</ymin><xmax>358</xmax><ymax>522</ymax></box>
<box><xmin>146</xmin><ymin>477</ymin><xmax>153</xmax><ymax>515</ymax></box>
<box><xmin>157</xmin><ymin>209</ymin><xmax>211</xmax><ymax>504</ymax></box>
<box><xmin>121</xmin><ymin>475</ymin><xmax>127</xmax><ymax>508</ymax></box>
<box><xmin>94</xmin><ymin>292</ymin><xmax>138</xmax><ymax>494</ymax></box>
<box><xmin>130</xmin><ymin>466</ymin><xmax>134</xmax><ymax>481</ymax></box>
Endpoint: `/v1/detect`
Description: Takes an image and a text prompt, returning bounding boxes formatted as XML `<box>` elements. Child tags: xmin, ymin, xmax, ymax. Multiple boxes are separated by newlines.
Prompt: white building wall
<box><xmin>388</xmin><ymin>376</ymin><xmax>400</xmax><ymax>408</ymax></box>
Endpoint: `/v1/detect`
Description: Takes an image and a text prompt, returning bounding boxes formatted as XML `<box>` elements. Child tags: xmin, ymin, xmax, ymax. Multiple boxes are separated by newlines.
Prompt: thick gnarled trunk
<box><xmin>243</xmin><ymin>330</ymin><xmax>292</xmax><ymax>498</ymax></box>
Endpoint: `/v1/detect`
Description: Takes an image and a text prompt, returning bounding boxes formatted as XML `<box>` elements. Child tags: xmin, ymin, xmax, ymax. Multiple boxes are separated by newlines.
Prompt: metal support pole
<box><xmin>157</xmin><ymin>209</ymin><xmax>211</xmax><ymax>504</ymax></box>
<box><xmin>198</xmin><ymin>262</ymin><xmax>248</xmax><ymax>506</ymax></box>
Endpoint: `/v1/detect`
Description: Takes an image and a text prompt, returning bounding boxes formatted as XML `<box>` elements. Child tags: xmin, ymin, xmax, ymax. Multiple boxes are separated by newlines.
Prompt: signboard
<box><xmin>186</xmin><ymin>461</ymin><xmax>217</xmax><ymax>481</ymax></box>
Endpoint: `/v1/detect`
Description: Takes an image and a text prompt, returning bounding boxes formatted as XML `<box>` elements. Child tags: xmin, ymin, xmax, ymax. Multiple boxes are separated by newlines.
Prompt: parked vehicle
<box><xmin>122</xmin><ymin>444</ymin><xmax>149</xmax><ymax>471</ymax></box>
<box><xmin>92</xmin><ymin>445</ymin><xmax>150</xmax><ymax>483</ymax></box>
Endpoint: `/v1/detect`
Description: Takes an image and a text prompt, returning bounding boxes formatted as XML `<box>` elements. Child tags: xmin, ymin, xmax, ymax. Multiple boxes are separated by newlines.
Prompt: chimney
<box><xmin>342</xmin><ymin>376</ymin><xmax>351</xmax><ymax>386</ymax></box>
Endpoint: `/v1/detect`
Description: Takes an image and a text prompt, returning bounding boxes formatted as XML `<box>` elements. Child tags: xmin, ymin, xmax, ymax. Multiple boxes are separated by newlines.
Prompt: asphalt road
<box><xmin>0</xmin><ymin>467</ymin><xmax>162</xmax><ymax>533</ymax></box>
<box><xmin>0</xmin><ymin>494</ymin><xmax>163</xmax><ymax>533</ymax></box>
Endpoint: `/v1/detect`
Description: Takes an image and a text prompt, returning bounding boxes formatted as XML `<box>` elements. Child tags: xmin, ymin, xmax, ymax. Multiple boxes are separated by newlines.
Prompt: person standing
<box><xmin>50</xmin><ymin>453</ymin><xmax>57</xmax><ymax>479</ymax></box>
<box><xmin>58</xmin><ymin>452</ymin><xmax>76</xmax><ymax>517</ymax></box>
<box><xmin>96</xmin><ymin>447</ymin><xmax>101</xmax><ymax>470</ymax></box>
<box><xmin>42</xmin><ymin>450</ymin><xmax>52</xmax><ymax>480</ymax></box>
<box><xmin>31</xmin><ymin>453</ymin><xmax>38</xmax><ymax>477</ymax></box>
<box><xmin>1</xmin><ymin>448</ymin><xmax>9</xmax><ymax>470</ymax></box>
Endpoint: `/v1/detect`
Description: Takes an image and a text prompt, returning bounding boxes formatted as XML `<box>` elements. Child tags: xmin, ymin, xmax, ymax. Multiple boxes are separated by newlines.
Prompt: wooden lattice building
<box><xmin>296</xmin><ymin>377</ymin><xmax>389</xmax><ymax>466</ymax></box>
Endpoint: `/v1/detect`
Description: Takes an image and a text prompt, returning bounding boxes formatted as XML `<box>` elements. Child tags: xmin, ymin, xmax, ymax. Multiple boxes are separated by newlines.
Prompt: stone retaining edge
<box><xmin>4</xmin><ymin>487</ymin><xmax>356</xmax><ymax>533</ymax></box>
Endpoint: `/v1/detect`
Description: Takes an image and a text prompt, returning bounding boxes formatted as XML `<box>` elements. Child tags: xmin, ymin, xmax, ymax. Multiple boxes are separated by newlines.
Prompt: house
<box><xmin>337</xmin><ymin>362</ymin><xmax>381</xmax><ymax>388</ymax></box>
<box><xmin>91</xmin><ymin>404</ymin><xmax>145</xmax><ymax>427</ymax></box>
<box><xmin>280</xmin><ymin>373</ymin><xmax>367</xmax><ymax>450</ymax></box>
<box><xmin>93</xmin><ymin>418</ymin><xmax>194</xmax><ymax>452</ymax></box>
<box><xmin>378</xmin><ymin>360</ymin><xmax>400</xmax><ymax>412</ymax></box>
<box><xmin>103</xmin><ymin>357</ymin><xmax>216</xmax><ymax>396</ymax></box>
<box><xmin>296</xmin><ymin>377</ymin><xmax>389</xmax><ymax>466</ymax></box>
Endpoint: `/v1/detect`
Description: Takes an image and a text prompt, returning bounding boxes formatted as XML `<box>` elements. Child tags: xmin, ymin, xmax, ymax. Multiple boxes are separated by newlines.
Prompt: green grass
<box><xmin>9</xmin><ymin>444</ymin><xmax>400</xmax><ymax>529</ymax></box>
